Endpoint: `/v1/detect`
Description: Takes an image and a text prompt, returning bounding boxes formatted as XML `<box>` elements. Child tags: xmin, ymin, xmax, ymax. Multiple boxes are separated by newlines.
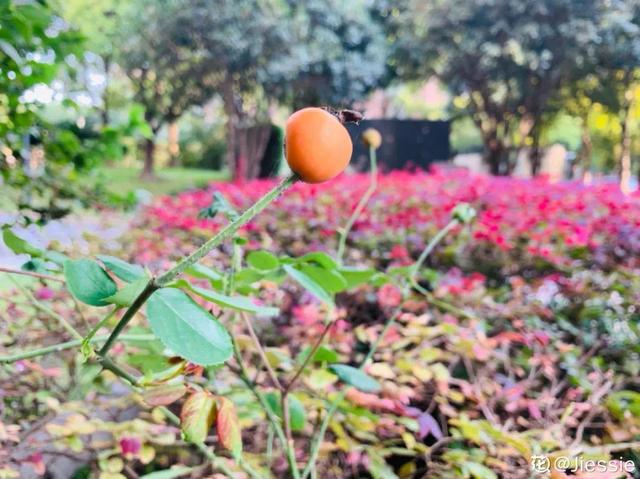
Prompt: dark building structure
<box><xmin>346</xmin><ymin>119</ymin><xmax>450</xmax><ymax>172</ymax></box>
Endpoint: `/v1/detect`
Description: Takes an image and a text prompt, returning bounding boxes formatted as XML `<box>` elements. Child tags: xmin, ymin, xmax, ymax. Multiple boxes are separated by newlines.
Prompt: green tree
<box><xmin>383</xmin><ymin>0</ymin><xmax>605</xmax><ymax>175</ymax></box>
<box><xmin>0</xmin><ymin>0</ymin><xmax>81</xmax><ymax>157</ymax></box>
<box><xmin>597</xmin><ymin>0</ymin><xmax>640</xmax><ymax>191</ymax></box>
<box><xmin>58</xmin><ymin>0</ymin><xmax>130</xmax><ymax>125</ymax></box>
<box><xmin>111</xmin><ymin>0</ymin><xmax>290</xmax><ymax>179</ymax></box>
<box><xmin>272</xmin><ymin>0</ymin><xmax>390</xmax><ymax>109</ymax></box>
<box><xmin>112</xmin><ymin>0</ymin><xmax>222</xmax><ymax>178</ymax></box>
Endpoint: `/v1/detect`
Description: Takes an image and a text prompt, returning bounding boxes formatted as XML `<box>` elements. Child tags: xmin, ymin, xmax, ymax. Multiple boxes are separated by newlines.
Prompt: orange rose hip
<box><xmin>285</xmin><ymin>107</ymin><xmax>353</xmax><ymax>183</ymax></box>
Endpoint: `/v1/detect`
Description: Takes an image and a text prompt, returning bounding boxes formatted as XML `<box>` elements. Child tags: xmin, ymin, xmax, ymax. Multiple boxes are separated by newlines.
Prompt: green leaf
<box><xmin>606</xmin><ymin>390</ymin><xmax>640</xmax><ymax>420</ymax></box>
<box><xmin>329</xmin><ymin>364</ymin><xmax>381</xmax><ymax>393</ymax></box>
<box><xmin>216</xmin><ymin>397</ymin><xmax>242</xmax><ymax>459</ymax></box>
<box><xmin>2</xmin><ymin>226</ymin><xmax>43</xmax><ymax>257</ymax></box>
<box><xmin>297</xmin><ymin>345</ymin><xmax>339</xmax><ymax>364</ymax></box>
<box><xmin>264</xmin><ymin>392</ymin><xmax>306</xmax><ymax>432</ymax></box>
<box><xmin>146</xmin><ymin>288</ymin><xmax>233</xmax><ymax>366</ymax></box>
<box><xmin>367</xmin><ymin>449</ymin><xmax>399</xmax><ymax>479</ymax></box>
<box><xmin>187</xmin><ymin>283</ymin><xmax>279</xmax><ymax>317</ymax></box>
<box><xmin>180</xmin><ymin>391</ymin><xmax>216</xmax><ymax>443</ymax></box>
<box><xmin>103</xmin><ymin>277</ymin><xmax>148</xmax><ymax>307</ymax></box>
<box><xmin>247</xmin><ymin>250</ymin><xmax>280</xmax><ymax>272</ymax></box>
<box><xmin>97</xmin><ymin>255</ymin><xmax>146</xmax><ymax>283</ymax></box>
<box><xmin>297</xmin><ymin>252</ymin><xmax>338</xmax><ymax>269</ymax></box>
<box><xmin>339</xmin><ymin>267</ymin><xmax>378</xmax><ymax>289</ymax></box>
<box><xmin>43</xmin><ymin>251</ymin><xmax>69</xmax><ymax>266</ymax></box>
<box><xmin>139</xmin><ymin>467</ymin><xmax>194</xmax><ymax>479</ymax></box>
<box><xmin>283</xmin><ymin>264</ymin><xmax>334</xmax><ymax>306</ymax></box>
<box><xmin>300</xmin><ymin>264</ymin><xmax>347</xmax><ymax>294</ymax></box>
<box><xmin>64</xmin><ymin>259</ymin><xmax>118</xmax><ymax>307</ymax></box>
<box><xmin>305</xmin><ymin>369</ymin><xmax>338</xmax><ymax>390</ymax></box>
<box><xmin>184</xmin><ymin>263</ymin><xmax>224</xmax><ymax>289</ymax></box>
<box><xmin>463</xmin><ymin>462</ymin><xmax>497</xmax><ymax>479</ymax></box>
<box><xmin>198</xmin><ymin>192</ymin><xmax>239</xmax><ymax>221</ymax></box>
<box><xmin>234</xmin><ymin>268</ymin><xmax>266</xmax><ymax>286</ymax></box>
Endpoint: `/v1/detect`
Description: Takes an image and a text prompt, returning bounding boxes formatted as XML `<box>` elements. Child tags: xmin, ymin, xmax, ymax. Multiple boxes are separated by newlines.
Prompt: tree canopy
<box><xmin>384</xmin><ymin>0</ymin><xmax>606</xmax><ymax>174</ymax></box>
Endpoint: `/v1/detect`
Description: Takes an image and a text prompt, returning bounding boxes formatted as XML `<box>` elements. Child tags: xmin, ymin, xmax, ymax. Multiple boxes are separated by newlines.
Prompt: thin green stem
<box><xmin>241</xmin><ymin>312</ymin><xmax>283</xmax><ymax>390</ymax></box>
<box><xmin>98</xmin><ymin>356</ymin><xmax>139</xmax><ymax>384</ymax></box>
<box><xmin>410</xmin><ymin>219</ymin><xmax>458</xmax><ymax>282</ymax></box>
<box><xmin>412</xmin><ymin>281</ymin><xmax>478</xmax><ymax>321</ymax></box>
<box><xmin>10</xmin><ymin>276</ymin><xmax>82</xmax><ymax>340</ymax></box>
<box><xmin>285</xmin><ymin>320</ymin><xmax>333</xmax><ymax>393</ymax></box>
<box><xmin>0</xmin><ymin>334</ymin><xmax>154</xmax><ymax>363</ymax></box>
<box><xmin>0</xmin><ymin>267</ymin><xmax>64</xmax><ymax>283</ymax></box>
<box><xmin>156</xmin><ymin>173</ymin><xmax>298</xmax><ymax>287</ymax></box>
<box><xmin>336</xmin><ymin>147</ymin><xmax>377</xmax><ymax>263</ymax></box>
<box><xmin>97</xmin><ymin>279</ymin><xmax>158</xmax><ymax>356</ymax></box>
<box><xmin>82</xmin><ymin>306</ymin><xmax>120</xmax><ymax>358</ymax></box>
<box><xmin>266</xmin><ymin>425</ymin><xmax>275</xmax><ymax>468</ymax></box>
<box><xmin>97</xmin><ymin>173</ymin><xmax>298</xmax><ymax>357</ymax></box>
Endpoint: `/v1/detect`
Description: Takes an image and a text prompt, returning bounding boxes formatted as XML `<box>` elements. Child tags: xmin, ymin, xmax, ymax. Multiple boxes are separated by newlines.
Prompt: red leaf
<box><xmin>27</xmin><ymin>452</ymin><xmax>45</xmax><ymax>476</ymax></box>
<box><xmin>216</xmin><ymin>397</ymin><xmax>242</xmax><ymax>459</ymax></box>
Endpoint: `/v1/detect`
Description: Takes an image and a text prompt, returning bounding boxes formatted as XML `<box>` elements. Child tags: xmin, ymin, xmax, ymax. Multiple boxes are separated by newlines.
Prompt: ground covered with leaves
<box><xmin>2</xmin><ymin>169</ymin><xmax>640</xmax><ymax>478</ymax></box>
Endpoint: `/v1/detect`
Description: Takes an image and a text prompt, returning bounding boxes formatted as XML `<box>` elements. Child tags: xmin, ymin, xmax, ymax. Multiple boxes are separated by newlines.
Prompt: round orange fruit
<box><xmin>285</xmin><ymin>107</ymin><xmax>353</xmax><ymax>183</ymax></box>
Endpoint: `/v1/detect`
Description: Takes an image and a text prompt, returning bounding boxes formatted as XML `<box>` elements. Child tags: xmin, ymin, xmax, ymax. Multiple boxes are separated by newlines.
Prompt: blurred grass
<box><xmin>91</xmin><ymin>166</ymin><xmax>228</xmax><ymax>197</ymax></box>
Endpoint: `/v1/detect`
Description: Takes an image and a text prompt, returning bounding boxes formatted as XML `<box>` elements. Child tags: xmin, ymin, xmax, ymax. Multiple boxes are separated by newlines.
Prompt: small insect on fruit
<box><xmin>285</xmin><ymin>107</ymin><xmax>354</xmax><ymax>184</ymax></box>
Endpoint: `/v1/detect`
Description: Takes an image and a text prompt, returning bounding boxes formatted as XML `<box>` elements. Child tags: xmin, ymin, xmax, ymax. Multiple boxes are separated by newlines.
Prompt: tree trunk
<box><xmin>101</xmin><ymin>56</ymin><xmax>111</xmax><ymax>127</ymax></box>
<box><xmin>529</xmin><ymin>125</ymin><xmax>542</xmax><ymax>177</ymax></box>
<box><xmin>578</xmin><ymin>118</ymin><xmax>593</xmax><ymax>182</ymax></box>
<box><xmin>167</xmin><ymin>121</ymin><xmax>180</xmax><ymax>167</ymax></box>
<box><xmin>141</xmin><ymin>138</ymin><xmax>156</xmax><ymax>179</ymax></box>
<box><xmin>235</xmin><ymin>129</ymin><xmax>248</xmax><ymax>183</ymax></box>
<box><xmin>484</xmin><ymin>133</ymin><xmax>508</xmax><ymax>175</ymax></box>
<box><xmin>240</xmin><ymin>125</ymin><xmax>272</xmax><ymax>180</ymax></box>
<box><xmin>222</xmin><ymin>79</ymin><xmax>239</xmax><ymax>181</ymax></box>
<box><xmin>619</xmin><ymin>87</ymin><xmax>633</xmax><ymax>194</ymax></box>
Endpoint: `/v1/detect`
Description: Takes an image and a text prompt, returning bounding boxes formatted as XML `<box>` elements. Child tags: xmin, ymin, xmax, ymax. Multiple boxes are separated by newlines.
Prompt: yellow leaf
<box><xmin>368</xmin><ymin>362</ymin><xmax>396</xmax><ymax>379</ymax></box>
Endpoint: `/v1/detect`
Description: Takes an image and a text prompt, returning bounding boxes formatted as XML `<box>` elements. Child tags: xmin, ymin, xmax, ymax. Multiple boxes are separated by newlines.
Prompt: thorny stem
<box><xmin>4</xmin><ymin>175</ymin><xmax>299</xmax><ymax>477</ymax></box>
<box><xmin>97</xmin><ymin>279</ymin><xmax>158</xmax><ymax>356</ymax></box>
<box><xmin>336</xmin><ymin>146</ymin><xmax>377</xmax><ymax>263</ymax></box>
<box><xmin>0</xmin><ymin>334</ymin><xmax>154</xmax><ymax>363</ymax></box>
<box><xmin>0</xmin><ymin>266</ymin><xmax>64</xmax><ymax>283</ymax></box>
<box><xmin>156</xmin><ymin>173</ymin><xmax>298</xmax><ymax>287</ymax></box>
<box><xmin>97</xmin><ymin>173</ymin><xmax>298</xmax><ymax>357</ymax></box>
<box><xmin>9</xmin><ymin>276</ymin><xmax>82</xmax><ymax>340</ymax></box>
